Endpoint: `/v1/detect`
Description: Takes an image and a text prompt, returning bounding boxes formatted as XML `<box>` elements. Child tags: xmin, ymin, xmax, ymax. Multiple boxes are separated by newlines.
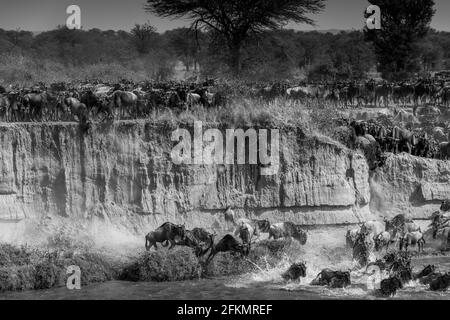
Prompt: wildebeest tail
<box><xmin>145</xmin><ymin>235</ymin><xmax>150</xmax><ymax>251</ymax></box>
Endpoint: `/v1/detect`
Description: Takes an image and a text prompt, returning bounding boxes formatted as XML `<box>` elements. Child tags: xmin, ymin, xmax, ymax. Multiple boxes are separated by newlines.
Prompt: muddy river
<box><xmin>1</xmin><ymin>256</ymin><xmax>449</xmax><ymax>300</ymax></box>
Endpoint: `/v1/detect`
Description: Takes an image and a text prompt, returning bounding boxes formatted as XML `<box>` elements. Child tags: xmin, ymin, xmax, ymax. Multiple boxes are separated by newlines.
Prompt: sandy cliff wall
<box><xmin>0</xmin><ymin>121</ymin><xmax>448</xmax><ymax>244</ymax></box>
<box><xmin>0</xmin><ymin>121</ymin><xmax>373</xmax><ymax>243</ymax></box>
<box><xmin>371</xmin><ymin>153</ymin><xmax>450</xmax><ymax>219</ymax></box>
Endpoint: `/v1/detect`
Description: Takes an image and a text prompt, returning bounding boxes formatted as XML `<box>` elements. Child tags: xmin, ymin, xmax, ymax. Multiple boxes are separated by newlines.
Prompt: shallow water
<box><xmin>1</xmin><ymin>256</ymin><xmax>449</xmax><ymax>300</ymax></box>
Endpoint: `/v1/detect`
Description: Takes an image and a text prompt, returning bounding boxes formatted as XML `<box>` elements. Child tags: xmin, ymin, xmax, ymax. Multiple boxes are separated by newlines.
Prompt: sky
<box><xmin>0</xmin><ymin>0</ymin><xmax>449</xmax><ymax>32</ymax></box>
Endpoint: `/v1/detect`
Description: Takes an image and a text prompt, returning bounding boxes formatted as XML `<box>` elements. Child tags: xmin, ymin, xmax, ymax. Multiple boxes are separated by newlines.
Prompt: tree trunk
<box><xmin>230</xmin><ymin>42</ymin><xmax>242</xmax><ymax>77</ymax></box>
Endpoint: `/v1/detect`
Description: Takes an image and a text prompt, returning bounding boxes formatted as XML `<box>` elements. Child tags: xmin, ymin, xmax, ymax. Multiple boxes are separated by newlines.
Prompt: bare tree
<box><xmin>145</xmin><ymin>0</ymin><xmax>326</xmax><ymax>76</ymax></box>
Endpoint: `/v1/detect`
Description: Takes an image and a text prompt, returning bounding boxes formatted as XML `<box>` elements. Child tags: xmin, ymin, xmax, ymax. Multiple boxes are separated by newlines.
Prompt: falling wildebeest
<box><xmin>205</xmin><ymin>234</ymin><xmax>249</xmax><ymax>265</ymax></box>
<box><xmin>145</xmin><ymin>222</ymin><xmax>186</xmax><ymax>251</ymax></box>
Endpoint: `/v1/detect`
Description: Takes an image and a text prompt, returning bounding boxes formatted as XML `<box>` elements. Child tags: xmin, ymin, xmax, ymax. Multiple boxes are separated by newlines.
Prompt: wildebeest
<box><xmin>352</xmin><ymin>229</ymin><xmax>372</xmax><ymax>266</ymax></box>
<box><xmin>205</xmin><ymin>234</ymin><xmax>249</xmax><ymax>265</ymax></box>
<box><xmin>414</xmin><ymin>265</ymin><xmax>436</xmax><ymax>280</ymax></box>
<box><xmin>0</xmin><ymin>95</ymin><xmax>9</xmax><ymax>121</ymax></box>
<box><xmin>441</xmin><ymin>200</ymin><xmax>450</xmax><ymax>212</ymax></box>
<box><xmin>374</xmin><ymin>231</ymin><xmax>393</xmax><ymax>252</ymax></box>
<box><xmin>360</xmin><ymin>220</ymin><xmax>385</xmax><ymax>241</ymax></box>
<box><xmin>392</xmin><ymin>127</ymin><xmax>418</xmax><ymax>154</ymax></box>
<box><xmin>234</xmin><ymin>219</ymin><xmax>255</xmax><ymax>246</ymax></box>
<box><xmin>346</xmin><ymin>228</ymin><xmax>360</xmax><ymax>249</ymax></box>
<box><xmin>429</xmin><ymin>211</ymin><xmax>450</xmax><ymax>240</ymax></box>
<box><xmin>252</xmin><ymin>219</ymin><xmax>271</xmax><ymax>238</ymax></box>
<box><xmin>145</xmin><ymin>222</ymin><xmax>186</xmax><ymax>251</ymax></box>
<box><xmin>399</xmin><ymin>230</ymin><xmax>425</xmax><ymax>252</ymax></box>
<box><xmin>282</xmin><ymin>262</ymin><xmax>307</xmax><ymax>281</ymax></box>
<box><xmin>268</xmin><ymin>222</ymin><xmax>307</xmax><ymax>245</ymax></box>
<box><xmin>107</xmin><ymin>90</ymin><xmax>138</xmax><ymax>119</ymax></box>
<box><xmin>63</xmin><ymin>97</ymin><xmax>88</xmax><ymax>122</ymax></box>
<box><xmin>311</xmin><ymin>269</ymin><xmax>351</xmax><ymax>288</ymax></box>
<box><xmin>379</xmin><ymin>276</ymin><xmax>403</xmax><ymax>297</ymax></box>
<box><xmin>22</xmin><ymin>92</ymin><xmax>53</xmax><ymax>121</ymax></box>
<box><xmin>384</xmin><ymin>214</ymin><xmax>408</xmax><ymax>233</ymax></box>
<box><xmin>173</xmin><ymin>229</ymin><xmax>203</xmax><ymax>256</ymax></box>
<box><xmin>191</xmin><ymin>227</ymin><xmax>216</xmax><ymax>253</ymax></box>
<box><xmin>234</xmin><ymin>218</ymin><xmax>270</xmax><ymax>242</ymax></box>
<box><xmin>429</xmin><ymin>273</ymin><xmax>450</xmax><ymax>291</ymax></box>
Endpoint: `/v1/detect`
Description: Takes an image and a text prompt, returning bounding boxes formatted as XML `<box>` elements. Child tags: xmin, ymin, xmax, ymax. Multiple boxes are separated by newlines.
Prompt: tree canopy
<box><xmin>364</xmin><ymin>0</ymin><xmax>436</xmax><ymax>80</ymax></box>
<box><xmin>145</xmin><ymin>0</ymin><xmax>326</xmax><ymax>76</ymax></box>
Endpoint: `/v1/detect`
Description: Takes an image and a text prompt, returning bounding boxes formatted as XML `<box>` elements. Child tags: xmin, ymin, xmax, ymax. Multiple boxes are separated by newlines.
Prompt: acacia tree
<box><xmin>145</xmin><ymin>0</ymin><xmax>326</xmax><ymax>76</ymax></box>
<box><xmin>364</xmin><ymin>0</ymin><xmax>435</xmax><ymax>80</ymax></box>
<box><xmin>131</xmin><ymin>22</ymin><xmax>157</xmax><ymax>54</ymax></box>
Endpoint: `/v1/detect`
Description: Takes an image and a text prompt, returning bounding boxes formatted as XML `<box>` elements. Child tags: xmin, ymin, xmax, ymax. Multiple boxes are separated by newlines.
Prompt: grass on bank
<box><xmin>0</xmin><ymin>239</ymin><xmax>296</xmax><ymax>292</ymax></box>
<box><xmin>0</xmin><ymin>243</ymin><xmax>117</xmax><ymax>292</ymax></box>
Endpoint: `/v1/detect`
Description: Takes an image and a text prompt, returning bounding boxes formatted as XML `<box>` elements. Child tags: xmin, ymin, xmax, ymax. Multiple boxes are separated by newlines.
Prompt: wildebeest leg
<box><xmin>169</xmin><ymin>240</ymin><xmax>176</xmax><ymax>249</ymax></box>
<box><xmin>205</xmin><ymin>250</ymin><xmax>217</xmax><ymax>265</ymax></box>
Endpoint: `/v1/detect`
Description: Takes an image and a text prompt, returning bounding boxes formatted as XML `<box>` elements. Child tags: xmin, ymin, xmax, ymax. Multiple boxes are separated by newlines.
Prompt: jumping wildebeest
<box><xmin>191</xmin><ymin>227</ymin><xmax>216</xmax><ymax>253</ymax></box>
<box><xmin>282</xmin><ymin>262</ymin><xmax>307</xmax><ymax>281</ymax></box>
<box><xmin>360</xmin><ymin>220</ymin><xmax>385</xmax><ymax>241</ymax></box>
<box><xmin>145</xmin><ymin>222</ymin><xmax>186</xmax><ymax>251</ymax></box>
<box><xmin>311</xmin><ymin>269</ymin><xmax>351</xmax><ymax>288</ymax></box>
<box><xmin>173</xmin><ymin>229</ymin><xmax>204</xmax><ymax>256</ymax></box>
<box><xmin>353</xmin><ymin>229</ymin><xmax>372</xmax><ymax>266</ymax></box>
<box><xmin>205</xmin><ymin>234</ymin><xmax>249</xmax><ymax>265</ymax></box>
<box><xmin>346</xmin><ymin>228</ymin><xmax>360</xmax><ymax>249</ymax></box>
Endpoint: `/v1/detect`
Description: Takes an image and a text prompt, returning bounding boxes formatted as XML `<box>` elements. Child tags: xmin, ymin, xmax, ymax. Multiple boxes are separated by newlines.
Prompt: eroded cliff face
<box><xmin>0</xmin><ymin>121</ymin><xmax>373</xmax><ymax>244</ymax></box>
<box><xmin>371</xmin><ymin>153</ymin><xmax>450</xmax><ymax>219</ymax></box>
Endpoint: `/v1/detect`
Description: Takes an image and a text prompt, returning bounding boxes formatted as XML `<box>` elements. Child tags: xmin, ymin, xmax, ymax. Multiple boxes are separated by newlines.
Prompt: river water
<box><xmin>1</xmin><ymin>256</ymin><xmax>449</xmax><ymax>300</ymax></box>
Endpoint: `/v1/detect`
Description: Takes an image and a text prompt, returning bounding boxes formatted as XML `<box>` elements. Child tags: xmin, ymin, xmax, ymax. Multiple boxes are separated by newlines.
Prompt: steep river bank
<box><xmin>0</xmin><ymin>120</ymin><xmax>449</xmax><ymax>298</ymax></box>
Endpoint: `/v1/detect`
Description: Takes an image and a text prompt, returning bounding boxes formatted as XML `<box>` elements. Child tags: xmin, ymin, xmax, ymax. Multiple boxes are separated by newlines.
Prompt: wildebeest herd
<box><xmin>0</xmin><ymin>80</ymin><xmax>225</xmax><ymax>123</ymax></box>
<box><xmin>144</xmin><ymin>203</ymin><xmax>450</xmax><ymax>297</ymax></box>
<box><xmin>1</xmin><ymin>77</ymin><xmax>450</xmax><ymax>123</ymax></box>
<box><xmin>347</xmin><ymin>204</ymin><xmax>450</xmax><ymax>296</ymax></box>
<box><xmin>261</xmin><ymin>78</ymin><xmax>450</xmax><ymax>108</ymax></box>
<box><xmin>144</xmin><ymin>209</ymin><xmax>308</xmax><ymax>266</ymax></box>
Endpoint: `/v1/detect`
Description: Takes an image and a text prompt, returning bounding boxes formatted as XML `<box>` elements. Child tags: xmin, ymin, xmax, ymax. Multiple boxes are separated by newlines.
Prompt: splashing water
<box><xmin>224</xmin><ymin>228</ymin><xmax>450</xmax><ymax>299</ymax></box>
